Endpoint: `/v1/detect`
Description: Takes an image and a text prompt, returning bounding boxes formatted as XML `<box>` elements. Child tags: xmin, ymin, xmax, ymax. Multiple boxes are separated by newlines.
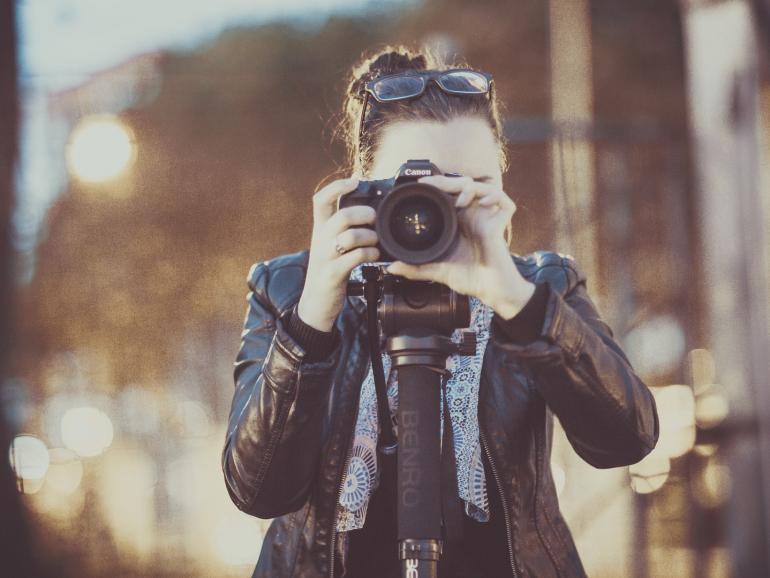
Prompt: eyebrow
<box><xmin>473</xmin><ymin>176</ymin><xmax>494</xmax><ymax>182</ymax></box>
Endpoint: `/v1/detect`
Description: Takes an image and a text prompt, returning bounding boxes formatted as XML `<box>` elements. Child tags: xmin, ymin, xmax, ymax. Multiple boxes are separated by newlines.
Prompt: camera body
<box><xmin>337</xmin><ymin>159</ymin><xmax>460</xmax><ymax>264</ymax></box>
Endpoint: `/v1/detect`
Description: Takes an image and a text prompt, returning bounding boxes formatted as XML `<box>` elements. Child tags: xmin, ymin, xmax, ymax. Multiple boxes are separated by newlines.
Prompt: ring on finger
<box><xmin>334</xmin><ymin>234</ymin><xmax>348</xmax><ymax>256</ymax></box>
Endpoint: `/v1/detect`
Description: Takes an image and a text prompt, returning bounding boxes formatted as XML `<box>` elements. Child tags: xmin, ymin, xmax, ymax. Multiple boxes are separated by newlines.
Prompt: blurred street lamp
<box><xmin>66</xmin><ymin>115</ymin><xmax>136</xmax><ymax>183</ymax></box>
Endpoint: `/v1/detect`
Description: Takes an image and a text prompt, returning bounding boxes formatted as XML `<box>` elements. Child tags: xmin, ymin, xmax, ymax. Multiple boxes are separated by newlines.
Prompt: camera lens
<box><xmin>389</xmin><ymin>196</ymin><xmax>444</xmax><ymax>251</ymax></box>
<box><xmin>377</xmin><ymin>183</ymin><xmax>458</xmax><ymax>264</ymax></box>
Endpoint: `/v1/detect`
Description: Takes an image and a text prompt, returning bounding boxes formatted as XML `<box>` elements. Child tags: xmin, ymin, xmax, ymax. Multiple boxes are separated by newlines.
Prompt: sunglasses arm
<box><xmin>357</xmin><ymin>91</ymin><xmax>370</xmax><ymax>167</ymax></box>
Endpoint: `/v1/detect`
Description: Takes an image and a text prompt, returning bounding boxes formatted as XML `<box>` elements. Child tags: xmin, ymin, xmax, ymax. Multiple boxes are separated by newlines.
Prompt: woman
<box><xmin>222</xmin><ymin>46</ymin><xmax>659</xmax><ymax>578</ymax></box>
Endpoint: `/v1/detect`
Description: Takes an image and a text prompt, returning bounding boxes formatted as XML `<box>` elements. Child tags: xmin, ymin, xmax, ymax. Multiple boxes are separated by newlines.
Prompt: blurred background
<box><xmin>2</xmin><ymin>0</ymin><xmax>770</xmax><ymax>576</ymax></box>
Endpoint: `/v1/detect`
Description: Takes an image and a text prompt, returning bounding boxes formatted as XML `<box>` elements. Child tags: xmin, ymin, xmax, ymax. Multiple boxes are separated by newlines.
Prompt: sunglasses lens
<box><xmin>372</xmin><ymin>76</ymin><xmax>425</xmax><ymax>101</ymax></box>
<box><xmin>438</xmin><ymin>71</ymin><xmax>489</xmax><ymax>94</ymax></box>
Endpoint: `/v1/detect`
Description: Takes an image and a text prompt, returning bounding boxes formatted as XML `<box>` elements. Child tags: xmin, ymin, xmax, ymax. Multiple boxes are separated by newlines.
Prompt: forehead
<box><xmin>369</xmin><ymin>116</ymin><xmax>501</xmax><ymax>181</ymax></box>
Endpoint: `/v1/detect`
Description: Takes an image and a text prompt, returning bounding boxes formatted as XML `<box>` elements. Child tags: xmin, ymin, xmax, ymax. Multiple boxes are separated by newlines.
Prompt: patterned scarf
<box><xmin>336</xmin><ymin>264</ymin><xmax>493</xmax><ymax>532</ymax></box>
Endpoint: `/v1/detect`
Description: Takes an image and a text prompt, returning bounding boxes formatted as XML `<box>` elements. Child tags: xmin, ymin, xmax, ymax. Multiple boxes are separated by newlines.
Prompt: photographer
<box><xmin>222</xmin><ymin>46</ymin><xmax>659</xmax><ymax>578</ymax></box>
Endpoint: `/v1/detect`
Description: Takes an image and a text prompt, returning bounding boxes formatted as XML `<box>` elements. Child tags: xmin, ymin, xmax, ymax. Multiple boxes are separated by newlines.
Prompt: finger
<box><xmin>385</xmin><ymin>261</ymin><xmax>441</xmax><ymax>282</ymax></box>
<box><xmin>325</xmin><ymin>205</ymin><xmax>377</xmax><ymax>236</ymax></box>
<box><xmin>312</xmin><ymin>176</ymin><xmax>360</xmax><ymax>223</ymax></box>
<box><xmin>477</xmin><ymin>191</ymin><xmax>515</xmax><ymax>209</ymax></box>
<box><xmin>334</xmin><ymin>227</ymin><xmax>378</xmax><ymax>253</ymax></box>
<box><xmin>418</xmin><ymin>175</ymin><xmax>496</xmax><ymax>193</ymax></box>
<box><xmin>334</xmin><ymin>246</ymin><xmax>381</xmax><ymax>274</ymax></box>
<box><xmin>418</xmin><ymin>174</ymin><xmax>474</xmax><ymax>194</ymax></box>
<box><xmin>455</xmin><ymin>183</ymin><xmax>487</xmax><ymax>208</ymax></box>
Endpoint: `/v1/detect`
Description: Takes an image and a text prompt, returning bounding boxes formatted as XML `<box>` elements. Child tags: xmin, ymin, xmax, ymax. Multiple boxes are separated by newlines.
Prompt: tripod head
<box><xmin>347</xmin><ymin>265</ymin><xmax>476</xmax><ymax>354</ymax></box>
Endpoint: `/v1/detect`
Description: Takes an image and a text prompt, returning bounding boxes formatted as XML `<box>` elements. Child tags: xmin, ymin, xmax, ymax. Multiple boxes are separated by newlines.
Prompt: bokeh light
<box><xmin>689</xmin><ymin>348</ymin><xmax>716</xmax><ymax>389</ymax></box>
<box><xmin>623</xmin><ymin>315</ymin><xmax>686</xmax><ymax>378</ymax></box>
<box><xmin>173</xmin><ymin>400</ymin><xmax>213</xmax><ymax>438</ymax></box>
<box><xmin>694</xmin><ymin>443</ymin><xmax>718</xmax><ymax>457</ymax></box>
<box><xmin>695</xmin><ymin>385</ymin><xmax>730</xmax><ymax>429</ymax></box>
<box><xmin>66</xmin><ymin>115</ymin><xmax>136</xmax><ymax>183</ymax></box>
<box><xmin>45</xmin><ymin>448</ymin><xmax>84</xmax><ymax>495</ymax></box>
<box><xmin>8</xmin><ymin>435</ymin><xmax>50</xmax><ymax>492</ymax></box>
<box><xmin>692</xmin><ymin>456</ymin><xmax>731</xmax><ymax>509</ymax></box>
<box><xmin>31</xmin><ymin>489</ymin><xmax>86</xmax><ymax>522</ymax></box>
<box><xmin>60</xmin><ymin>406</ymin><xmax>114</xmax><ymax>458</ymax></box>
<box><xmin>629</xmin><ymin>452</ymin><xmax>671</xmax><ymax>494</ymax></box>
<box><xmin>97</xmin><ymin>447</ymin><xmax>157</xmax><ymax>561</ymax></box>
<box><xmin>652</xmin><ymin>385</ymin><xmax>696</xmax><ymax>459</ymax></box>
<box><xmin>213</xmin><ymin>510</ymin><xmax>263</xmax><ymax>566</ymax></box>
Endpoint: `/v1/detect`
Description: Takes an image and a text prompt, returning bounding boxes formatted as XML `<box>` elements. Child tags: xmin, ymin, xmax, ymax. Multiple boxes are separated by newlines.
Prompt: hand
<box><xmin>297</xmin><ymin>176</ymin><xmax>380</xmax><ymax>332</ymax></box>
<box><xmin>385</xmin><ymin>174</ymin><xmax>535</xmax><ymax>319</ymax></box>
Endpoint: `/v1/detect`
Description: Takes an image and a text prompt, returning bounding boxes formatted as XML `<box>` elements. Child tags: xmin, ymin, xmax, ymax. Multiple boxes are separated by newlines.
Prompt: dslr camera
<box><xmin>337</xmin><ymin>159</ymin><xmax>460</xmax><ymax>264</ymax></box>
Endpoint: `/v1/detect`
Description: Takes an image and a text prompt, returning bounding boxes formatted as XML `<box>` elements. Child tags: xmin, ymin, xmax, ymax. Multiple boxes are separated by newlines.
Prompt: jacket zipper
<box><xmin>480</xmin><ymin>429</ymin><xmax>520</xmax><ymax>578</ymax></box>
<box><xmin>533</xmin><ymin>412</ymin><xmax>561</xmax><ymax>575</ymax></box>
<box><xmin>329</xmin><ymin>438</ymin><xmax>354</xmax><ymax>578</ymax></box>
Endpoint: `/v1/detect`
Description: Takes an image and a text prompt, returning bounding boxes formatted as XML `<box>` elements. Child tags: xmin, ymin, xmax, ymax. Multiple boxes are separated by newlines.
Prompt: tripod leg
<box><xmin>396</xmin><ymin>365</ymin><xmax>443</xmax><ymax>578</ymax></box>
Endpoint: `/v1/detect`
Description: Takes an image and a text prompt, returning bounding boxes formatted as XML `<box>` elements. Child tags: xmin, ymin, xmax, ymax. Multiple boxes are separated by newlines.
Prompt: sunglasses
<box><xmin>357</xmin><ymin>68</ymin><xmax>494</xmax><ymax>153</ymax></box>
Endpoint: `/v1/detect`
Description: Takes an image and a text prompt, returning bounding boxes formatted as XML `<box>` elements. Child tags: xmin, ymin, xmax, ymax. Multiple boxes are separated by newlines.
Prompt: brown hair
<box><xmin>341</xmin><ymin>45</ymin><xmax>508</xmax><ymax>176</ymax></box>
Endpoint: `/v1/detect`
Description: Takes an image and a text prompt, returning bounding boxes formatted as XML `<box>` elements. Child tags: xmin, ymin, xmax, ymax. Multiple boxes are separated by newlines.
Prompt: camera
<box><xmin>337</xmin><ymin>159</ymin><xmax>460</xmax><ymax>264</ymax></box>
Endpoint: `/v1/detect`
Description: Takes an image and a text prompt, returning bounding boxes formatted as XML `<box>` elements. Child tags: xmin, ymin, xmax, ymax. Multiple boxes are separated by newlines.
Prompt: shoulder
<box><xmin>246</xmin><ymin>249</ymin><xmax>310</xmax><ymax>315</ymax></box>
<box><xmin>511</xmin><ymin>250</ymin><xmax>587</xmax><ymax>295</ymax></box>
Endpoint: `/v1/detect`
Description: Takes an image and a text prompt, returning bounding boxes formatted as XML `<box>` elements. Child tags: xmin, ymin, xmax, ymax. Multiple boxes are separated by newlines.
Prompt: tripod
<box><xmin>350</xmin><ymin>265</ymin><xmax>476</xmax><ymax>578</ymax></box>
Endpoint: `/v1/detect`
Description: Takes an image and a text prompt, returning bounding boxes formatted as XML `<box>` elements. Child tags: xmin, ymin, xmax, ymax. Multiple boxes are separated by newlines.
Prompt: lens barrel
<box><xmin>376</xmin><ymin>183</ymin><xmax>458</xmax><ymax>264</ymax></box>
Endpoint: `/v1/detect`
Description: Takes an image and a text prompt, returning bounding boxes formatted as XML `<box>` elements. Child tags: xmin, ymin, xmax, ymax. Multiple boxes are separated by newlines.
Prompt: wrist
<box><xmin>297</xmin><ymin>293</ymin><xmax>338</xmax><ymax>333</ymax></box>
<box><xmin>482</xmin><ymin>260</ymin><xmax>536</xmax><ymax>320</ymax></box>
<box><xmin>490</xmin><ymin>282</ymin><xmax>536</xmax><ymax>320</ymax></box>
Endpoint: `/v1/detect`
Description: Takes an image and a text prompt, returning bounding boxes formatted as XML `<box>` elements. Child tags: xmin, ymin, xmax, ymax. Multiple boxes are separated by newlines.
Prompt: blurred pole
<box><xmin>682</xmin><ymin>1</ymin><xmax>770</xmax><ymax>576</ymax></box>
<box><xmin>549</xmin><ymin>3</ymin><xmax>640</xmax><ymax>577</ymax></box>
<box><xmin>0</xmin><ymin>1</ymin><xmax>38</xmax><ymax>577</ymax></box>
<box><xmin>599</xmin><ymin>146</ymin><xmax>648</xmax><ymax>578</ymax></box>
<box><xmin>548</xmin><ymin>0</ymin><xmax>598</xmax><ymax>282</ymax></box>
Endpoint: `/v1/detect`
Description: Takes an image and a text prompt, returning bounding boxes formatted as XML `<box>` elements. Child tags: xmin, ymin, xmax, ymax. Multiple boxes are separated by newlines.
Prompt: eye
<box><xmin>473</xmin><ymin>176</ymin><xmax>493</xmax><ymax>183</ymax></box>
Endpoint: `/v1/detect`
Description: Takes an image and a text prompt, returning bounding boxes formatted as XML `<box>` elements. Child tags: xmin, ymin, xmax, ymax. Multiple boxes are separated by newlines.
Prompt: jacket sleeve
<box><xmin>490</xmin><ymin>255</ymin><xmax>659</xmax><ymax>468</ymax></box>
<box><xmin>221</xmin><ymin>261</ymin><xmax>342</xmax><ymax>518</ymax></box>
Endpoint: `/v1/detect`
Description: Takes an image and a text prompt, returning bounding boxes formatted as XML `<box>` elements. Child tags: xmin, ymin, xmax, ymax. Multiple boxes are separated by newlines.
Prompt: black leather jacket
<box><xmin>222</xmin><ymin>249</ymin><xmax>659</xmax><ymax>578</ymax></box>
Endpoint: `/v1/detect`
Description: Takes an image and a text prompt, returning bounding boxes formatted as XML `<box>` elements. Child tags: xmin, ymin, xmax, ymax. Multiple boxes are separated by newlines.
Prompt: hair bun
<box><xmin>367</xmin><ymin>50</ymin><xmax>427</xmax><ymax>78</ymax></box>
<box><xmin>350</xmin><ymin>47</ymin><xmax>428</xmax><ymax>96</ymax></box>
